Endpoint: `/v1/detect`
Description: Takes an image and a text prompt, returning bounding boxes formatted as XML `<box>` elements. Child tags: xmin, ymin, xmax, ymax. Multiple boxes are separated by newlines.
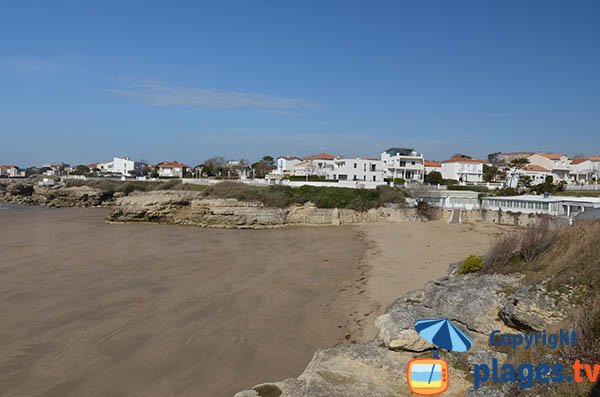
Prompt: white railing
<box><xmin>565</xmin><ymin>184</ymin><xmax>600</xmax><ymax>191</ymax></box>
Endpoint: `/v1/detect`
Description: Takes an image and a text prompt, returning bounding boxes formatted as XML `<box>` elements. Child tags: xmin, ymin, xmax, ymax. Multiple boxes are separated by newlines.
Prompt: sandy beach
<box><xmin>357</xmin><ymin>220</ymin><xmax>513</xmax><ymax>339</ymax></box>
<box><xmin>0</xmin><ymin>205</ymin><xmax>508</xmax><ymax>396</ymax></box>
<box><xmin>0</xmin><ymin>206</ymin><xmax>368</xmax><ymax>397</ymax></box>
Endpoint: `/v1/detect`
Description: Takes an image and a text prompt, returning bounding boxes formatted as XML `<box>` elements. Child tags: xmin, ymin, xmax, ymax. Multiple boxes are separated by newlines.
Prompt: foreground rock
<box><xmin>235</xmin><ymin>265</ymin><xmax>578</xmax><ymax>397</ymax></box>
<box><xmin>107</xmin><ymin>190</ymin><xmax>420</xmax><ymax>228</ymax></box>
<box><xmin>1</xmin><ymin>182</ymin><xmax>110</xmax><ymax>207</ymax></box>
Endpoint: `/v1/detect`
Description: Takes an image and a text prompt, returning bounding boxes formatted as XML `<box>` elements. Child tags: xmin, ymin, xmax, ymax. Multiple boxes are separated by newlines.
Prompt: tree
<box><xmin>483</xmin><ymin>165</ymin><xmax>499</xmax><ymax>183</ymax></box>
<box><xmin>507</xmin><ymin>158</ymin><xmax>530</xmax><ymax>188</ymax></box>
<box><xmin>201</xmin><ymin>156</ymin><xmax>227</xmax><ymax>177</ymax></box>
<box><xmin>424</xmin><ymin>171</ymin><xmax>443</xmax><ymax>185</ymax></box>
<box><xmin>487</xmin><ymin>152</ymin><xmax>501</xmax><ymax>165</ymax></box>
<box><xmin>72</xmin><ymin>165</ymin><xmax>90</xmax><ymax>176</ymax></box>
<box><xmin>452</xmin><ymin>153</ymin><xmax>472</xmax><ymax>159</ymax></box>
<box><xmin>251</xmin><ymin>155</ymin><xmax>276</xmax><ymax>178</ymax></box>
<box><xmin>518</xmin><ymin>175</ymin><xmax>532</xmax><ymax>188</ymax></box>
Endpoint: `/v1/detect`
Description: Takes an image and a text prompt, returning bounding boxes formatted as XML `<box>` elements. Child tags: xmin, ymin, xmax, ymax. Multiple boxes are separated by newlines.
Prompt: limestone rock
<box><xmin>7</xmin><ymin>182</ymin><xmax>34</xmax><ymax>196</ymax></box>
<box><xmin>499</xmin><ymin>284</ymin><xmax>576</xmax><ymax>332</ymax></box>
<box><xmin>236</xmin><ymin>341</ymin><xmax>470</xmax><ymax>397</ymax></box>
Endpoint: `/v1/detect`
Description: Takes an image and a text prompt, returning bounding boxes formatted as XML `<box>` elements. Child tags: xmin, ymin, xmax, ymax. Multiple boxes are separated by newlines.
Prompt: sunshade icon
<box><xmin>415</xmin><ymin>318</ymin><xmax>472</xmax><ymax>353</ymax></box>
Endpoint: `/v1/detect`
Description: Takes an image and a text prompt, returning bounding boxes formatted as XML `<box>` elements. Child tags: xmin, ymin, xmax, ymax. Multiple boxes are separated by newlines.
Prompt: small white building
<box><xmin>569</xmin><ymin>157</ymin><xmax>600</xmax><ymax>184</ymax></box>
<box><xmin>381</xmin><ymin>148</ymin><xmax>425</xmax><ymax>182</ymax></box>
<box><xmin>506</xmin><ymin>164</ymin><xmax>552</xmax><ymax>188</ymax></box>
<box><xmin>113</xmin><ymin>157</ymin><xmax>142</xmax><ymax>176</ymax></box>
<box><xmin>293</xmin><ymin>153</ymin><xmax>338</xmax><ymax>177</ymax></box>
<box><xmin>441</xmin><ymin>157</ymin><xmax>485</xmax><ymax>183</ymax></box>
<box><xmin>274</xmin><ymin>156</ymin><xmax>302</xmax><ymax>176</ymax></box>
<box><xmin>157</xmin><ymin>161</ymin><xmax>189</xmax><ymax>178</ymax></box>
<box><xmin>481</xmin><ymin>194</ymin><xmax>600</xmax><ymax>220</ymax></box>
<box><xmin>0</xmin><ymin>165</ymin><xmax>19</xmax><ymax>177</ymax></box>
<box><xmin>527</xmin><ymin>153</ymin><xmax>571</xmax><ymax>182</ymax></box>
<box><xmin>424</xmin><ymin>161</ymin><xmax>442</xmax><ymax>175</ymax></box>
<box><xmin>327</xmin><ymin>157</ymin><xmax>385</xmax><ymax>182</ymax></box>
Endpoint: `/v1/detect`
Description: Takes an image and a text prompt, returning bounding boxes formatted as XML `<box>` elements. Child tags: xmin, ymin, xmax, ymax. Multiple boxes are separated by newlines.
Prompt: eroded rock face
<box><xmin>376</xmin><ymin>273</ymin><xmax>522</xmax><ymax>352</ymax></box>
<box><xmin>1</xmin><ymin>182</ymin><xmax>109</xmax><ymax>207</ymax></box>
<box><xmin>499</xmin><ymin>284</ymin><xmax>581</xmax><ymax>332</ymax></box>
<box><xmin>234</xmin><ymin>341</ymin><xmax>470</xmax><ymax>397</ymax></box>
<box><xmin>107</xmin><ymin>191</ymin><xmax>420</xmax><ymax>228</ymax></box>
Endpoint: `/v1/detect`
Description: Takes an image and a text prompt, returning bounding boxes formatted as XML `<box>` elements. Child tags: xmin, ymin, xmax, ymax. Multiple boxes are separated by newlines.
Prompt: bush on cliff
<box><xmin>458</xmin><ymin>255</ymin><xmax>484</xmax><ymax>274</ymax></box>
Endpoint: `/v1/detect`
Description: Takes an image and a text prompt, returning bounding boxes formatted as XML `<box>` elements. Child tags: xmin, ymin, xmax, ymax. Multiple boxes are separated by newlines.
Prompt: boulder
<box><xmin>6</xmin><ymin>182</ymin><xmax>34</xmax><ymax>196</ymax></box>
<box><xmin>376</xmin><ymin>273</ymin><xmax>522</xmax><ymax>352</ymax></box>
<box><xmin>235</xmin><ymin>341</ymin><xmax>470</xmax><ymax>397</ymax></box>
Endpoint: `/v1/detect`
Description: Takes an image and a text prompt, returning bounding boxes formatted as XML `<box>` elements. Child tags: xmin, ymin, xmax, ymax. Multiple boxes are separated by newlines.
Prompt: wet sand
<box><xmin>0</xmin><ymin>205</ymin><xmax>510</xmax><ymax>396</ymax></box>
<box><xmin>0</xmin><ymin>206</ymin><xmax>367</xmax><ymax>397</ymax></box>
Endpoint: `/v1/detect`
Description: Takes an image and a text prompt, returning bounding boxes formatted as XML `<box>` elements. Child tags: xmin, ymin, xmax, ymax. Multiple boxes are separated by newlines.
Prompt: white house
<box><xmin>441</xmin><ymin>157</ymin><xmax>485</xmax><ymax>183</ymax></box>
<box><xmin>274</xmin><ymin>156</ymin><xmax>302</xmax><ymax>176</ymax></box>
<box><xmin>113</xmin><ymin>157</ymin><xmax>143</xmax><ymax>176</ymax></box>
<box><xmin>157</xmin><ymin>161</ymin><xmax>189</xmax><ymax>178</ymax></box>
<box><xmin>424</xmin><ymin>161</ymin><xmax>442</xmax><ymax>175</ymax></box>
<box><xmin>293</xmin><ymin>153</ymin><xmax>338</xmax><ymax>177</ymax></box>
<box><xmin>527</xmin><ymin>153</ymin><xmax>571</xmax><ymax>182</ymax></box>
<box><xmin>0</xmin><ymin>165</ymin><xmax>19</xmax><ymax>177</ymax></box>
<box><xmin>327</xmin><ymin>157</ymin><xmax>385</xmax><ymax>182</ymax></box>
<box><xmin>380</xmin><ymin>148</ymin><xmax>425</xmax><ymax>182</ymax></box>
<box><xmin>569</xmin><ymin>157</ymin><xmax>600</xmax><ymax>184</ymax></box>
<box><xmin>506</xmin><ymin>164</ymin><xmax>552</xmax><ymax>188</ymax></box>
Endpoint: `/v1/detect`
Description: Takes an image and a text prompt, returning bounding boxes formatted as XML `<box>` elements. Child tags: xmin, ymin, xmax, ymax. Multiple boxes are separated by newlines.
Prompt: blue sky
<box><xmin>1</xmin><ymin>0</ymin><xmax>599</xmax><ymax>167</ymax></box>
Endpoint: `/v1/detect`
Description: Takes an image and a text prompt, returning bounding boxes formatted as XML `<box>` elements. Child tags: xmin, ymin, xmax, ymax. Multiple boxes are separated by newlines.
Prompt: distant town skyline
<box><xmin>2</xmin><ymin>1</ymin><xmax>600</xmax><ymax>166</ymax></box>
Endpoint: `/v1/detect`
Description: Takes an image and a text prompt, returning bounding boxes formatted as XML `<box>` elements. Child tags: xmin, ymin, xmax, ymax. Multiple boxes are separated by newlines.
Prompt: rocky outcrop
<box><xmin>107</xmin><ymin>191</ymin><xmax>420</xmax><ymax>228</ymax></box>
<box><xmin>235</xmin><ymin>266</ymin><xmax>579</xmax><ymax>397</ymax></box>
<box><xmin>1</xmin><ymin>182</ymin><xmax>110</xmax><ymax>207</ymax></box>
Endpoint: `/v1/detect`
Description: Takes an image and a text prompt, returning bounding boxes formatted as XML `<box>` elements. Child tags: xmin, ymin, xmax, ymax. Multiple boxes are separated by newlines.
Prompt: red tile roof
<box><xmin>0</xmin><ymin>165</ymin><xmax>18</xmax><ymax>169</ymax></box>
<box><xmin>424</xmin><ymin>161</ymin><xmax>441</xmax><ymax>167</ymax></box>
<box><xmin>571</xmin><ymin>156</ymin><xmax>600</xmax><ymax>164</ymax></box>
<box><xmin>441</xmin><ymin>157</ymin><xmax>486</xmax><ymax>164</ymax></box>
<box><xmin>302</xmin><ymin>153</ymin><xmax>337</xmax><ymax>160</ymax></box>
<box><xmin>158</xmin><ymin>161</ymin><xmax>189</xmax><ymax>168</ymax></box>
<box><xmin>523</xmin><ymin>164</ymin><xmax>551</xmax><ymax>172</ymax></box>
<box><xmin>534</xmin><ymin>153</ymin><xmax>565</xmax><ymax>160</ymax></box>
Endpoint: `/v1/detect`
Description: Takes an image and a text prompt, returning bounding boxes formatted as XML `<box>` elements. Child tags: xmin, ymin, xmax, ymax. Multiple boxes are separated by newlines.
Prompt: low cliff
<box><xmin>234</xmin><ymin>264</ymin><xmax>580</xmax><ymax>397</ymax></box>
<box><xmin>106</xmin><ymin>190</ymin><xmax>421</xmax><ymax>227</ymax></box>
<box><xmin>0</xmin><ymin>181</ymin><xmax>111</xmax><ymax>207</ymax></box>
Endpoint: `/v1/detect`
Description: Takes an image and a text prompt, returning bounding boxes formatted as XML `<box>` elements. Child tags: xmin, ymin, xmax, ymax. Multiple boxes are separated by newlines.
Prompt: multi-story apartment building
<box><xmin>327</xmin><ymin>157</ymin><xmax>385</xmax><ymax>182</ymax></box>
<box><xmin>380</xmin><ymin>148</ymin><xmax>425</xmax><ymax>182</ymax></box>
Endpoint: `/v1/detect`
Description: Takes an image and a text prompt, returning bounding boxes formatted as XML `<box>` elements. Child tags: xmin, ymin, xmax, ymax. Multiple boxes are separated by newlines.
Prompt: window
<box><xmin>400</xmin><ymin>161</ymin><xmax>406</xmax><ymax>167</ymax></box>
<box><xmin>411</xmin><ymin>161</ymin><xmax>416</xmax><ymax>165</ymax></box>
<box><xmin>373</xmin><ymin>175</ymin><xmax>376</xmax><ymax>181</ymax></box>
<box><xmin>354</xmin><ymin>163</ymin><xmax>357</xmax><ymax>168</ymax></box>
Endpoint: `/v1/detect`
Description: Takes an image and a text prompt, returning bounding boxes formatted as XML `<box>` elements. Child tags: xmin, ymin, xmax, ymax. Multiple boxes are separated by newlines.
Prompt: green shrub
<box><xmin>458</xmin><ymin>255</ymin><xmax>484</xmax><ymax>274</ymax></box>
<box><xmin>384</xmin><ymin>177</ymin><xmax>405</xmax><ymax>185</ymax></box>
<box><xmin>424</xmin><ymin>171</ymin><xmax>443</xmax><ymax>185</ymax></box>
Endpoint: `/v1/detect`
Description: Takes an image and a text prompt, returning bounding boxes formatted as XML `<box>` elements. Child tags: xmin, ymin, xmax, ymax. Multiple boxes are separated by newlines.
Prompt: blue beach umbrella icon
<box><xmin>414</xmin><ymin>318</ymin><xmax>473</xmax><ymax>385</ymax></box>
<box><xmin>415</xmin><ymin>318</ymin><xmax>473</xmax><ymax>353</ymax></box>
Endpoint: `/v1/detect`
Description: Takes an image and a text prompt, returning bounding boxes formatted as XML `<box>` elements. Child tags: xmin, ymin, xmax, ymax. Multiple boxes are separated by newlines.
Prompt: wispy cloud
<box><xmin>0</xmin><ymin>57</ymin><xmax>68</xmax><ymax>72</ymax></box>
<box><xmin>106</xmin><ymin>80</ymin><xmax>322</xmax><ymax>111</ymax></box>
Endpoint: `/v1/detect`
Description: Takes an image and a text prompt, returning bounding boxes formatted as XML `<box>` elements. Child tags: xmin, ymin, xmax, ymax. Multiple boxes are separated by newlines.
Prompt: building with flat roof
<box><xmin>481</xmin><ymin>194</ymin><xmax>600</xmax><ymax>221</ymax></box>
<box><xmin>381</xmin><ymin>147</ymin><xmax>425</xmax><ymax>183</ymax></box>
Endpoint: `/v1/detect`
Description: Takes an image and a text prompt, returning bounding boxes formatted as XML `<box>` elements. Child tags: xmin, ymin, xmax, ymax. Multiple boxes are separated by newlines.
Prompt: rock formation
<box><xmin>234</xmin><ymin>265</ymin><xmax>576</xmax><ymax>397</ymax></box>
<box><xmin>106</xmin><ymin>190</ymin><xmax>420</xmax><ymax>227</ymax></box>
